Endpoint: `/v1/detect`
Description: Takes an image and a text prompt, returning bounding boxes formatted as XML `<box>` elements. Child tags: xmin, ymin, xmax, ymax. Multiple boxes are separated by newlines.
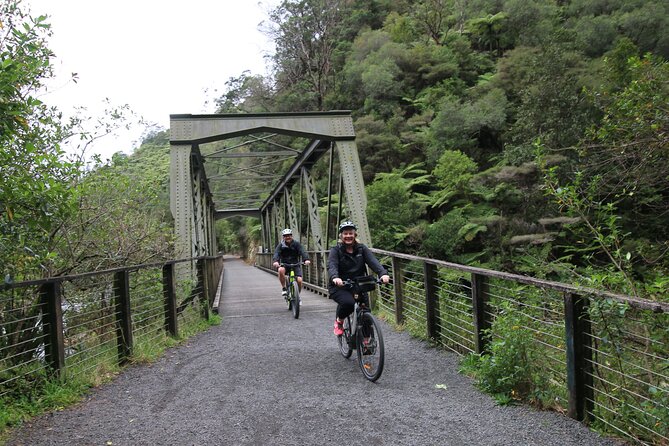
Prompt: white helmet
<box><xmin>281</xmin><ymin>228</ymin><xmax>293</xmax><ymax>236</ymax></box>
<box><xmin>338</xmin><ymin>220</ymin><xmax>357</xmax><ymax>233</ymax></box>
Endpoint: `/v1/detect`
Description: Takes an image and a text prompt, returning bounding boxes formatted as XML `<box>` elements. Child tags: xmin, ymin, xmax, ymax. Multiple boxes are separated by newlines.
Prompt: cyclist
<box><xmin>328</xmin><ymin>220</ymin><xmax>390</xmax><ymax>336</ymax></box>
<box><xmin>272</xmin><ymin>228</ymin><xmax>311</xmax><ymax>298</ymax></box>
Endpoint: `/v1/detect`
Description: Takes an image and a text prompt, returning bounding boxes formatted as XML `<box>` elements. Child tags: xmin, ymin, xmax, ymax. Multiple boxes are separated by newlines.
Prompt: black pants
<box><xmin>330</xmin><ymin>288</ymin><xmax>368</xmax><ymax>320</ymax></box>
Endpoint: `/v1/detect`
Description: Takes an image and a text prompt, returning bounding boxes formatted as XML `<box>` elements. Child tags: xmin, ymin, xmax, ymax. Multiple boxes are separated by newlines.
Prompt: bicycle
<box><xmin>280</xmin><ymin>262</ymin><xmax>304</xmax><ymax>319</ymax></box>
<box><xmin>336</xmin><ymin>275</ymin><xmax>385</xmax><ymax>382</ymax></box>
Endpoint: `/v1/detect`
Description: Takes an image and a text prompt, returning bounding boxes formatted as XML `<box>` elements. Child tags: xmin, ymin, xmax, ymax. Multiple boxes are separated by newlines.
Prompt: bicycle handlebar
<box><xmin>278</xmin><ymin>261</ymin><xmax>307</xmax><ymax>267</ymax></box>
<box><xmin>341</xmin><ymin>277</ymin><xmax>385</xmax><ymax>286</ymax></box>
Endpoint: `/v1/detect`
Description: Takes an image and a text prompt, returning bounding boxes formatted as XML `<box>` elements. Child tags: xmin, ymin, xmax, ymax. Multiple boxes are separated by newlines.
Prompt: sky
<box><xmin>26</xmin><ymin>0</ymin><xmax>277</xmax><ymax>160</ymax></box>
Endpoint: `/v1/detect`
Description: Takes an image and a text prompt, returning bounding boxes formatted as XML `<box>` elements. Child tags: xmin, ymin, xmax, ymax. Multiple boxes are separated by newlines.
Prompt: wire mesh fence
<box><xmin>370</xmin><ymin>249</ymin><xmax>668</xmax><ymax>445</ymax></box>
<box><xmin>61</xmin><ymin>275</ymin><xmax>119</xmax><ymax>381</ymax></box>
<box><xmin>0</xmin><ymin>285</ymin><xmax>50</xmax><ymax>399</ymax></box>
<box><xmin>585</xmin><ymin>299</ymin><xmax>669</xmax><ymax>444</ymax></box>
<box><xmin>0</xmin><ymin>256</ymin><xmax>223</xmax><ymax>406</ymax></box>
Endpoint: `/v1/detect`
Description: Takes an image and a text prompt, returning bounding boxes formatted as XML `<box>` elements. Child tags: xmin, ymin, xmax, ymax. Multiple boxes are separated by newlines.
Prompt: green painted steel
<box><xmin>169</xmin><ymin>111</ymin><xmax>371</xmax><ymax>265</ymax></box>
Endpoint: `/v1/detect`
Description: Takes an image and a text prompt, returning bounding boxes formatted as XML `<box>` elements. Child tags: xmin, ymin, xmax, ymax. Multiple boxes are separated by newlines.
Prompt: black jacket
<box><xmin>272</xmin><ymin>240</ymin><xmax>309</xmax><ymax>264</ymax></box>
<box><xmin>327</xmin><ymin>242</ymin><xmax>387</xmax><ymax>292</ymax></box>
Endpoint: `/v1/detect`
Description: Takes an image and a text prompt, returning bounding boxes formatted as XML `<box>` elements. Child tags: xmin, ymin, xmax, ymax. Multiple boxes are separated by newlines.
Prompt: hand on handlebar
<box><xmin>380</xmin><ymin>274</ymin><xmax>390</xmax><ymax>284</ymax></box>
<box><xmin>272</xmin><ymin>261</ymin><xmax>280</xmax><ymax>269</ymax></box>
<box><xmin>304</xmin><ymin>260</ymin><xmax>311</xmax><ymax>266</ymax></box>
<box><xmin>333</xmin><ymin>277</ymin><xmax>344</xmax><ymax>287</ymax></box>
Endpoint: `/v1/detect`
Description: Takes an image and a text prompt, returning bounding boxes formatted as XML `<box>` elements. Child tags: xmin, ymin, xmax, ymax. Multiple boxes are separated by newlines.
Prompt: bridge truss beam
<box><xmin>169</xmin><ymin>111</ymin><xmax>372</xmax><ymax>264</ymax></box>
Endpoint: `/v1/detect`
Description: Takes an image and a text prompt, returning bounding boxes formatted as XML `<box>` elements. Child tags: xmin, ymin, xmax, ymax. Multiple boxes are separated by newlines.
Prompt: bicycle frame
<box><xmin>281</xmin><ymin>262</ymin><xmax>304</xmax><ymax>319</ymax></box>
<box><xmin>337</xmin><ymin>277</ymin><xmax>385</xmax><ymax>381</ymax></box>
<box><xmin>346</xmin><ymin>295</ymin><xmax>367</xmax><ymax>347</ymax></box>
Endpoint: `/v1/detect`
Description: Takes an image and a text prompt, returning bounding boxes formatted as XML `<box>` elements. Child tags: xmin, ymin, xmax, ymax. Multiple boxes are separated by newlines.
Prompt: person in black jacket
<box><xmin>272</xmin><ymin>228</ymin><xmax>311</xmax><ymax>298</ymax></box>
<box><xmin>328</xmin><ymin>220</ymin><xmax>390</xmax><ymax>336</ymax></box>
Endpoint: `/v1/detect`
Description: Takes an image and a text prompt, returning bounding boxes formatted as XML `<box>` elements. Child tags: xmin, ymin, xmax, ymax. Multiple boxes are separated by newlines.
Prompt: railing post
<box><xmin>424</xmin><ymin>262</ymin><xmax>440</xmax><ymax>340</ymax></box>
<box><xmin>471</xmin><ymin>273</ymin><xmax>490</xmax><ymax>354</ymax></box>
<box><xmin>320</xmin><ymin>251</ymin><xmax>327</xmax><ymax>289</ymax></box>
<box><xmin>314</xmin><ymin>252</ymin><xmax>321</xmax><ymax>287</ymax></box>
<box><xmin>163</xmin><ymin>263</ymin><xmax>178</xmax><ymax>337</ymax></box>
<box><xmin>391</xmin><ymin>256</ymin><xmax>404</xmax><ymax>325</ymax></box>
<box><xmin>114</xmin><ymin>270</ymin><xmax>133</xmax><ymax>364</ymax></box>
<box><xmin>204</xmin><ymin>258</ymin><xmax>216</xmax><ymax>308</ymax></box>
<box><xmin>197</xmin><ymin>258</ymin><xmax>210</xmax><ymax>320</ymax></box>
<box><xmin>40</xmin><ymin>281</ymin><xmax>65</xmax><ymax>376</ymax></box>
<box><xmin>564</xmin><ymin>292</ymin><xmax>593</xmax><ymax>422</ymax></box>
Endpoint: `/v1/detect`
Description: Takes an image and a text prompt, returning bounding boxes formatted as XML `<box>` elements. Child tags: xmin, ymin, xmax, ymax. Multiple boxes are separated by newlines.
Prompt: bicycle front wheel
<box><xmin>286</xmin><ymin>284</ymin><xmax>293</xmax><ymax>311</ymax></box>
<box><xmin>291</xmin><ymin>281</ymin><xmax>300</xmax><ymax>319</ymax></box>
<box><xmin>338</xmin><ymin>316</ymin><xmax>353</xmax><ymax>358</ymax></box>
<box><xmin>356</xmin><ymin>312</ymin><xmax>384</xmax><ymax>382</ymax></box>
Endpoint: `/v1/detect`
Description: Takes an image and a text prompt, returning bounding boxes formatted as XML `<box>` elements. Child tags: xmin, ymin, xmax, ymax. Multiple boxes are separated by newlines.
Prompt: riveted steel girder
<box><xmin>285</xmin><ymin>188</ymin><xmax>300</xmax><ymax>242</ymax></box>
<box><xmin>170</xmin><ymin>111</ymin><xmax>355</xmax><ymax>144</ymax></box>
<box><xmin>169</xmin><ymin>111</ymin><xmax>372</xmax><ymax>265</ymax></box>
<box><xmin>335</xmin><ymin>140</ymin><xmax>370</xmax><ymax>245</ymax></box>
<box><xmin>302</xmin><ymin>167</ymin><xmax>324</xmax><ymax>252</ymax></box>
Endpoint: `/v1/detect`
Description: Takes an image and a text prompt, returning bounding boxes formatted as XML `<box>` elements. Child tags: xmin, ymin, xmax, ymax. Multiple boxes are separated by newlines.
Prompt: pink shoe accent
<box><xmin>333</xmin><ymin>319</ymin><xmax>344</xmax><ymax>336</ymax></box>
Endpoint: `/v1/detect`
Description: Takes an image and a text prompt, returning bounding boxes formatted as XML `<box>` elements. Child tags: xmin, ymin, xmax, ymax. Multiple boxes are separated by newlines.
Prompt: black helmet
<box><xmin>338</xmin><ymin>220</ymin><xmax>357</xmax><ymax>233</ymax></box>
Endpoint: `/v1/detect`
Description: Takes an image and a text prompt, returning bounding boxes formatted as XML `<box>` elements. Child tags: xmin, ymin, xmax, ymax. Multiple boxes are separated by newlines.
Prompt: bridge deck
<box><xmin>6</xmin><ymin>257</ymin><xmax>621</xmax><ymax>445</ymax></box>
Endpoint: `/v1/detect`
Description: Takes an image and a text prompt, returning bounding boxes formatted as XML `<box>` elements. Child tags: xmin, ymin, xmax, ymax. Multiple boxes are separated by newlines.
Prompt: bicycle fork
<box><xmin>348</xmin><ymin>299</ymin><xmax>363</xmax><ymax>348</ymax></box>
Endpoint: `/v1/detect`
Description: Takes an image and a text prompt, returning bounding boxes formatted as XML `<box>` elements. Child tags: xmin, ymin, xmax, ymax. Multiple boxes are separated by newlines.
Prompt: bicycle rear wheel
<box><xmin>338</xmin><ymin>316</ymin><xmax>353</xmax><ymax>358</ymax></box>
<box><xmin>356</xmin><ymin>312</ymin><xmax>384</xmax><ymax>382</ymax></box>
<box><xmin>291</xmin><ymin>281</ymin><xmax>300</xmax><ymax>319</ymax></box>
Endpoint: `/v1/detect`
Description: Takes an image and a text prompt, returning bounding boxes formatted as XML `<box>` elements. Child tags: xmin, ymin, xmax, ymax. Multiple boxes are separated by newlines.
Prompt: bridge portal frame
<box><xmin>169</xmin><ymin>111</ymin><xmax>372</xmax><ymax>264</ymax></box>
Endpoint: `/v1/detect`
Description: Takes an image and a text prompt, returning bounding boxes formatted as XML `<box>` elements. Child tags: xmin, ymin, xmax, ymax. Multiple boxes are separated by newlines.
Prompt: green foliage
<box><xmin>213</xmin><ymin>71</ymin><xmax>272</xmax><ymax>113</ymax></box>
<box><xmin>466</xmin><ymin>12</ymin><xmax>510</xmax><ymax>56</ymax></box>
<box><xmin>506</xmin><ymin>39</ymin><xmax>597</xmax><ymax>154</ymax></box>
<box><xmin>216</xmin><ymin>217</ymin><xmax>261</xmax><ymax>257</ymax></box>
<box><xmin>427</xmin><ymin>88</ymin><xmax>507</xmax><ymax>164</ymax></box>
<box><xmin>616</xmin><ymin>1</ymin><xmax>669</xmax><ymax>58</ymax></box>
<box><xmin>422</xmin><ymin>208</ymin><xmax>468</xmax><ymax>259</ymax></box>
<box><xmin>536</xmin><ymin>52</ymin><xmax>669</xmax><ymax>295</ymax></box>
<box><xmin>460</xmin><ymin>301</ymin><xmax>548</xmax><ymax>405</ymax></box>
<box><xmin>267</xmin><ymin>0</ymin><xmax>352</xmax><ymax>110</ymax></box>
<box><xmin>51</xmin><ymin>142</ymin><xmax>174</xmax><ymax>275</ymax></box>
<box><xmin>572</xmin><ymin>14</ymin><xmax>618</xmax><ymax>57</ymax></box>
<box><xmin>366</xmin><ymin>164</ymin><xmax>428</xmax><ymax>250</ymax></box>
<box><xmin>383</xmin><ymin>11</ymin><xmax>420</xmax><ymax>44</ymax></box>
<box><xmin>430</xmin><ymin>150</ymin><xmax>478</xmax><ymax>208</ymax></box>
<box><xmin>0</xmin><ymin>1</ymin><xmax>80</xmax><ymax>281</ymax></box>
<box><xmin>584</xmin><ymin>53</ymin><xmax>669</xmax><ymax>243</ymax></box>
<box><xmin>353</xmin><ymin>115</ymin><xmax>404</xmax><ymax>180</ymax></box>
<box><xmin>541</xmin><ymin>162</ymin><xmax>637</xmax><ymax>295</ymax></box>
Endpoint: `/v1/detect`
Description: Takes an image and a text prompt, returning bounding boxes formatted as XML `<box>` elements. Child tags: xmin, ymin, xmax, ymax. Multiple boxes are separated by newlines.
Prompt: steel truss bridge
<box><xmin>169</xmin><ymin>110</ymin><xmax>373</xmax><ymax>265</ymax></box>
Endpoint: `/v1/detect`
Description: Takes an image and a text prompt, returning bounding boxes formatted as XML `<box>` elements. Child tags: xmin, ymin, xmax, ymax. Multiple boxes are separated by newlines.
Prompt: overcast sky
<box><xmin>26</xmin><ymin>0</ymin><xmax>277</xmax><ymax>160</ymax></box>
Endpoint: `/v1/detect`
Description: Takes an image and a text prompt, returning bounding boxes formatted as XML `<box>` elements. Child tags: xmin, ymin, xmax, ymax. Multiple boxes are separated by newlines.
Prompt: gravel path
<box><xmin>6</xmin><ymin>257</ymin><xmax>625</xmax><ymax>446</ymax></box>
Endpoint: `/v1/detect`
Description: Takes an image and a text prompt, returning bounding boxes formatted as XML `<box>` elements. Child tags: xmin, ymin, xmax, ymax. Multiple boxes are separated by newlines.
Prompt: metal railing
<box><xmin>1</xmin><ymin>255</ymin><xmax>224</xmax><ymax>401</ymax></box>
<box><xmin>256</xmin><ymin>249</ymin><xmax>668</xmax><ymax>445</ymax></box>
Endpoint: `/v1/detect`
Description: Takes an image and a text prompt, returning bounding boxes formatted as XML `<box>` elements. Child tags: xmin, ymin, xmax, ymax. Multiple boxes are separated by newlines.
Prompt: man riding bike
<box><xmin>328</xmin><ymin>221</ymin><xmax>390</xmax><ymax>336</ymax></box>
<box><xmin>272</xmin><ymin>228</ymin><xmax>311</xmax><ymax>298</ymax></box>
